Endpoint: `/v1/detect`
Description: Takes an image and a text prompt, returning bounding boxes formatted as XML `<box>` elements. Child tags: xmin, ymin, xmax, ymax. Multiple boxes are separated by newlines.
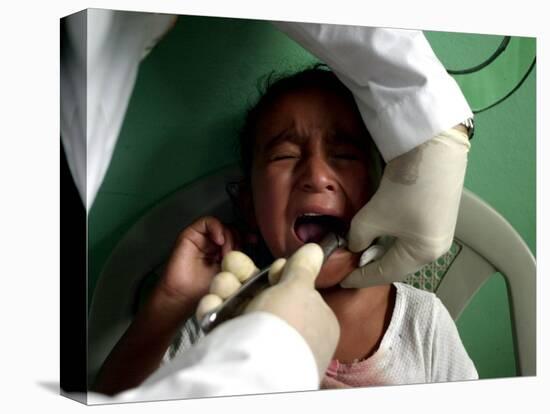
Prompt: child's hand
<box><xmin>157</xmin><ymin>216</ymin><xmax>238</xmax><ymax>307</ymax></box>
<box><xmin>93</xmin><ymin>216</ymin><xmax>237</xmax><ymax>396</ymax></box>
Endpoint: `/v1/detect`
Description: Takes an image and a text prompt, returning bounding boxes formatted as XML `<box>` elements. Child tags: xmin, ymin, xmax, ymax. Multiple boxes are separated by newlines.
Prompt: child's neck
<box><xmin>320</xmin><ymin>284</ymin><xmax>393</xmax><ymax>325</ymax></box>
<box><xmin>319</xmin><ymin>283</ymin><xmax>396</xmax><ymax>364</ymax></box>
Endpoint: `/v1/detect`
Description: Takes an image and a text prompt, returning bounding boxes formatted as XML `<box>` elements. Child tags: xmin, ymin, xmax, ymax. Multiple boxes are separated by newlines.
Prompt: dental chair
<box><xmin>404</xmin><ymin>190</ymin><xmax>536</xmax><ymax>377</ymax></box>
<box><xmin>87</xmin><ymin>165</ymin><xmax>536</xmax><ymax>387</ymax></box>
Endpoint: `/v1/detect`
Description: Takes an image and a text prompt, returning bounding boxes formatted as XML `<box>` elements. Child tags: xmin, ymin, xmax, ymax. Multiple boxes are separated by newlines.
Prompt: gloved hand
<box><xmin>341</xmin><ymin>126</ymin><xmax>471</xmax><ymax>288</ymax></box>
<box><xmin>196</xmin><ymin>244</ymin><xmax>340</xmax><ymax>380</ymax></box>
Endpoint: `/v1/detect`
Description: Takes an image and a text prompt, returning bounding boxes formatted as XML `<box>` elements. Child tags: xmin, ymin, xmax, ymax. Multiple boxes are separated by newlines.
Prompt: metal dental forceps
<box><xmin>199</xmin><ymin>232</ymin><xmax>348</xmax><ymax>333</ymax></box>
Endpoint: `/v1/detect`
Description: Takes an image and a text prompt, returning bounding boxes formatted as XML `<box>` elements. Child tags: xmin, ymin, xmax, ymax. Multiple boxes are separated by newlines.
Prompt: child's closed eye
<box><xmin>268</xmin><ymin>143</ymin><xmax>301</xmax><ymax>161</ymax></box>
<box><xmin>333</xmin><ymin>153</ymin><xmax>361</xmax><ymax>160</ymax></box>
<box><xmin>328</xmin><ymin>141</ymin><xmax>365</xmax><ymax>162</ymax></box>
<box><xmin>271</xmin><ymin>153</ymin><xmax>300</xmax><ymax>161</ymax></box>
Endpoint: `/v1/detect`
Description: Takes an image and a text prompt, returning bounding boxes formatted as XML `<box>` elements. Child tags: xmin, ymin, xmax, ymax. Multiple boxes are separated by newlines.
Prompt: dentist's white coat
<box><xmin>87</xmin><ymin>313</ymin><xmax>319</xmax><ymax>403</ymax></box>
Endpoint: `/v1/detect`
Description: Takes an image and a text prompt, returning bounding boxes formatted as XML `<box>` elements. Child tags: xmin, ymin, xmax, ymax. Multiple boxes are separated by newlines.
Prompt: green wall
<box><xmin>88</xmin><ymin>15</ymin><xmax>536</xmax><ymax>380</ymax></box>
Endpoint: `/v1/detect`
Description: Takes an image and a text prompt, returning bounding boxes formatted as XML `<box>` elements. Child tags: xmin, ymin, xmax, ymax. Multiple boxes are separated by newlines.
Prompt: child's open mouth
<box><xmin>293</xmin><ymin>213</ymin><xmax>348</xmax><ymax>244</ymax></box>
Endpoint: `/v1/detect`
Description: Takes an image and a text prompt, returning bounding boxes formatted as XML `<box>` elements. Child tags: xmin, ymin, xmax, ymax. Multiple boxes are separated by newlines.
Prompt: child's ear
<box><xmin>227</xmin><ymin>180</ymin><xmax>259</xmax><ymax>244</ymax></box>
<box><xmin>239</xmin><ymin>183</ymin><xmax>261</xmax><ymax>244</ymax></box>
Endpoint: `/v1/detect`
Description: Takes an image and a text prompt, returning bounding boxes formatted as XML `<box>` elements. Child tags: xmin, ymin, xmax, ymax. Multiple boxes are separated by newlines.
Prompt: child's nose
<box><xmin>298</xmin><ymin>156</ymin><xmax>337</xmax><ymax>193</ymax></box>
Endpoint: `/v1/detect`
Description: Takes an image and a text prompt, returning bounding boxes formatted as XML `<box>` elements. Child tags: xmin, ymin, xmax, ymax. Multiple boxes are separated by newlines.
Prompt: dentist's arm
<box><xmin>91</xmin><ymin>244</ymin><xmax>338</xmax><ymax>402</ymax></box>
<box><xmin>273</xmin><ymin>23</ymin><xmax>472</xmax><ymax>286</ymax></box>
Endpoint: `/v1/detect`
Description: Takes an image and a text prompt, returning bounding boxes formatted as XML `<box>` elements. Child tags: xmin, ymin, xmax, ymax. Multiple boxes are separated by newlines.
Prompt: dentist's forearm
<box><xmin>92</xmin><ymin>286</ymin><xmax>195</xmax><ymax>395</ymax></box>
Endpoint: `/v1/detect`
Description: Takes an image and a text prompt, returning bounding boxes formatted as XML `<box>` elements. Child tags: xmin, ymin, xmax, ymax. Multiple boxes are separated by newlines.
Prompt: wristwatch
<box><xmin>460</xmin><ymin>117</ymin><xmax>475</xmax><ymax>140</ymax></box>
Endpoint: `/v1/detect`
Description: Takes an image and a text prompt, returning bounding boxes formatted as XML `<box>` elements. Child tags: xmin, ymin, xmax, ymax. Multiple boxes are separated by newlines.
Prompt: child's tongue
<box><xmin>296</xmin><ymin>222</ymin><xmax>328</xmax><ymax>243</ymax></box>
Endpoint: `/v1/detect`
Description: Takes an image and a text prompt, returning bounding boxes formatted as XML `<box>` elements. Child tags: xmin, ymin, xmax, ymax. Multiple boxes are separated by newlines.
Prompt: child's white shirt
<box><xmin>322</xmin><ymin>282</ymin><xmax>478</xmax><ymax>388</ymax></box>
<box><xmin>167</xmin><ymin>282</ymin><xmax>478</xmax><ymax>389</ymax></box>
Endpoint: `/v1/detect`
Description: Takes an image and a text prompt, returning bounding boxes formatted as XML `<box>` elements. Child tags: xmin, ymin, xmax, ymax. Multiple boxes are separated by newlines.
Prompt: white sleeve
<box><xmin>61</xmin><ymin>9</ymin><xmax>176</xmax><ymax>211</ymax></box>
<box><xmin>272</xmin><ymin>22</ymin><xmax>473</xmax><ymax>162</ymax></box>
<box><xmin>88</xmin><ymin>312</ymin><xmax>319</xmax><ymax>403</ymax></box>
<box><xmin>429</xmin><ymin>298</ymin><xmax>478</xmax><ymax>382</ymax></box>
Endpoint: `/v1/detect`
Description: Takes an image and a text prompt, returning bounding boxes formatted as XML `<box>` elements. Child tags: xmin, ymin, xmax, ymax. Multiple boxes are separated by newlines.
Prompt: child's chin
<box><xmin>314</xmin><ymin>250</ymin><xmax>359</xmax><ymax>289</ymax></box>
<box><xmin>314</xmin><ymin>263</ymin><xmax>351</xmax><ymax>289</ymax></box>
<box><xmin>315</xmin><ymin>277</ymin><xmax>344</xmax><ymax>290</ymax></box>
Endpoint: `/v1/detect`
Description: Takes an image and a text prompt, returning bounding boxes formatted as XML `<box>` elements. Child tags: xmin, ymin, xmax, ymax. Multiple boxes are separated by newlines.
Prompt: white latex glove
<box><xmin>197</xmin><ymin>244</ymin><xmax>340</xmax><ymax>380</ymax></box>
<box><xmin>341</xmin><ymin>127</ymin><xmax>471</xmax><ymax>288</ymax></box>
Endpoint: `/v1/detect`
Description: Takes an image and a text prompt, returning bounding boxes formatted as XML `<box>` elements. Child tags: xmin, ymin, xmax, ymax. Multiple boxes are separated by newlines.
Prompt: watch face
<box><xmin>464</xmin><ymin>118</ymin><xmax>475</xmax><ymax>139</ymax></box>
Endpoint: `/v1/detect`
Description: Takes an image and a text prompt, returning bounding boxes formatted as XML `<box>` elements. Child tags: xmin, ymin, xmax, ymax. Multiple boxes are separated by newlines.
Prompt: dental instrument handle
<box><xmin>199</xmin><ymin>232</ymin><xmax>347</xmax><ymax>333</ymax></box>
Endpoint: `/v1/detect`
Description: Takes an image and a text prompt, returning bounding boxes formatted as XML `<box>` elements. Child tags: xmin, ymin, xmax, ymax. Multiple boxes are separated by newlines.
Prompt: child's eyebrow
<box><xmin>262</xmin><ymin>127</ymin><xmax>367</xmax><ymax>152</ymax></box>
<box><xmin>262</xmin><ymin>128</ymin><xmax>305</xmax><ymax>152</ymax></box>
<box><xmin>326</xmin><ymin>131</ymin><xmax>366</xmax><ymax>149</ymax></box>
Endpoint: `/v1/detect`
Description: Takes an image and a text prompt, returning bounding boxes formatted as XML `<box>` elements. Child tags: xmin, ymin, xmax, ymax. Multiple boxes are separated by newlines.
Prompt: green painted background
<box><xmin>87</xmin><ymin>15</ymin><xmax>536</xmax><ymax>380</ymax></box>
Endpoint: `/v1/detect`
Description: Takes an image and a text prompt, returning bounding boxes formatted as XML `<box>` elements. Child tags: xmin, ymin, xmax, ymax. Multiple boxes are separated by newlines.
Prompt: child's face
<box><xmin>250</xmin><ymin>87</ymin><xmax>374</xmax><ymax>288</ymax></box>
